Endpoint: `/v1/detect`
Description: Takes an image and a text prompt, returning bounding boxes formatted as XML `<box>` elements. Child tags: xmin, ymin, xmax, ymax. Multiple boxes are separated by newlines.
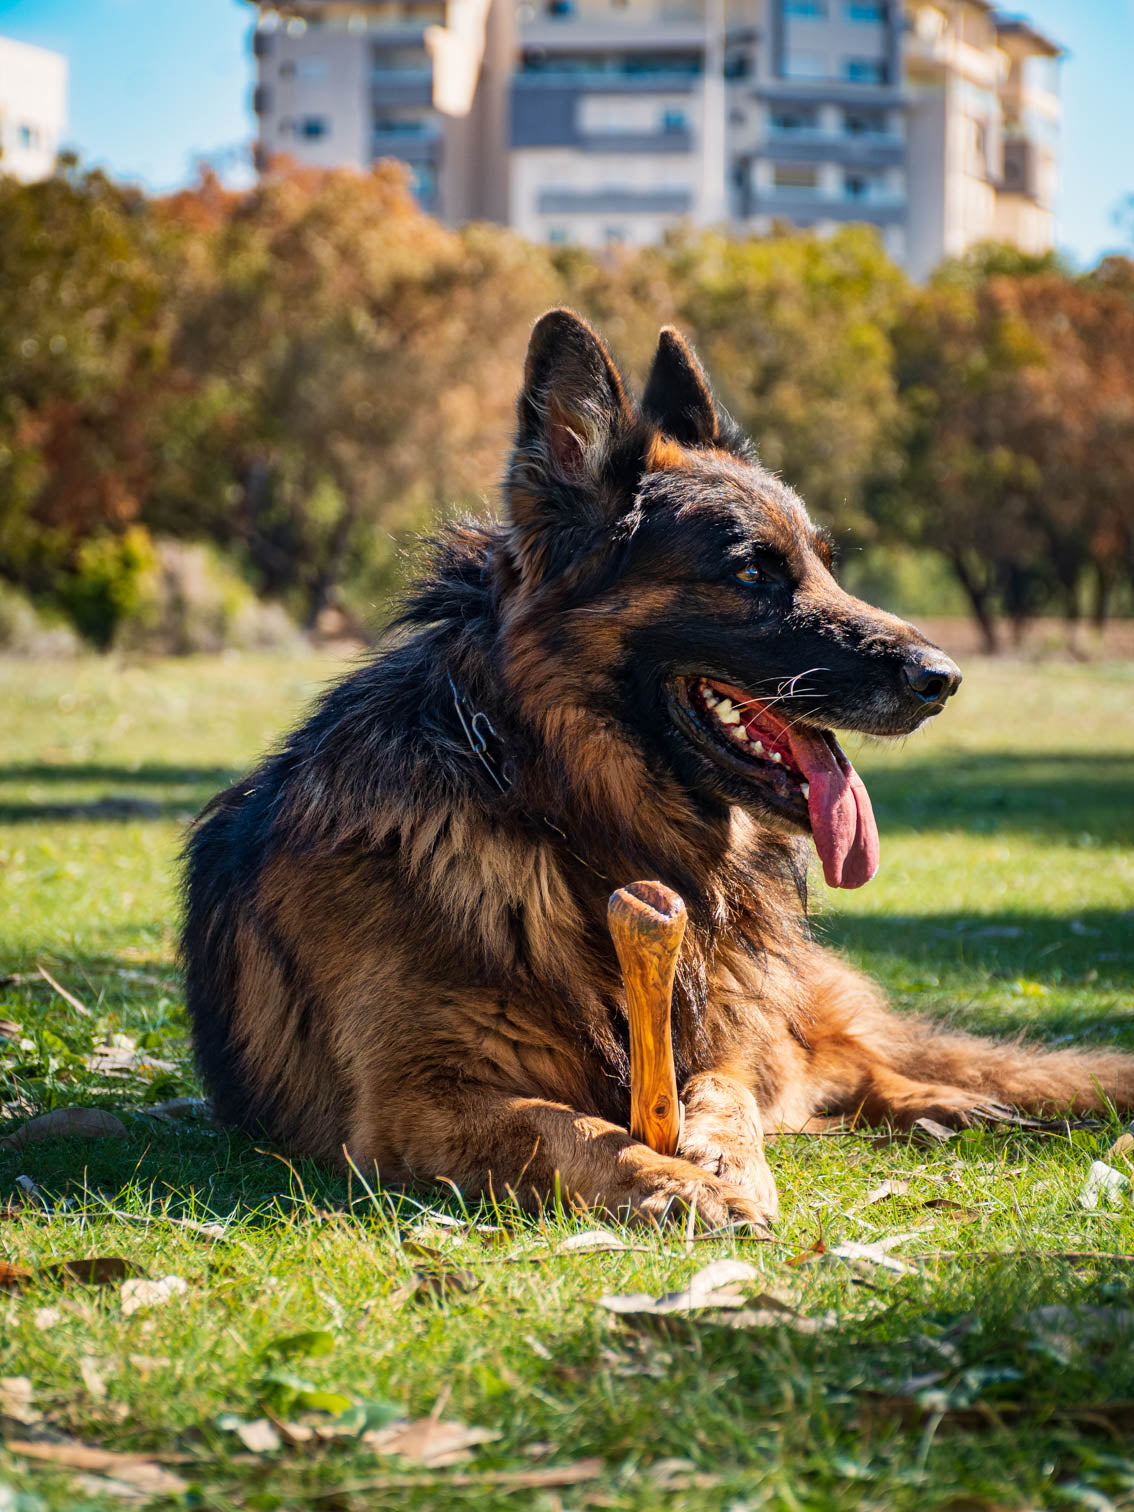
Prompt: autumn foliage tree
<box><xmin>0</xmin><ymin>161</ymin><xmax>1131</xmax><ymax>649</ymax></box>
<box><xmin>876</xmin><ymin>253</ymin><xmax>1134</xmax><ymax>650</ymax></box>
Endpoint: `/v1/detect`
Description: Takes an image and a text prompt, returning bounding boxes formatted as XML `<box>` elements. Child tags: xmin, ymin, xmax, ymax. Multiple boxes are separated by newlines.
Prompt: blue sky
<box><xmin>0</xmin><ymin>0</ymin><xmax>1131</xmax><ymax>266</ymax></box>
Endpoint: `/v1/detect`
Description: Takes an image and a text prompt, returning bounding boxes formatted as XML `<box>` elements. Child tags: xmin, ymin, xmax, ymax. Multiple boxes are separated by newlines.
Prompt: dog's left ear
<box><xmin>642</xmin><ymin>327</ymin><xmax>719</xmax><ymax>447</ymax></box>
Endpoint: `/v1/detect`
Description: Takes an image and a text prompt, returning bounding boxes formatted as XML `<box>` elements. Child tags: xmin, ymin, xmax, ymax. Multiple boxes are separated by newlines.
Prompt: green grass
<box><xmin>2</xmin><ymin>651</ymin><xmax>1134</xmax><ymax>1512</ymax></box>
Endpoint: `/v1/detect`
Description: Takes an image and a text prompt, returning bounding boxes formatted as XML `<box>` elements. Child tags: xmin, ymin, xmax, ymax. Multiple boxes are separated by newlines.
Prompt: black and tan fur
<box><xmin>183</xmin><ymin>311</ymin><xmax>1134</xmax><ymax>1227</ymax></box>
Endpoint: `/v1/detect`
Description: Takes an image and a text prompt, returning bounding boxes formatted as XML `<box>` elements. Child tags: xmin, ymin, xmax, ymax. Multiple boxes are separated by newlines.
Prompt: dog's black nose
<box><xmin>903</xmin><ymin>652</ymin><xmax>962</xmax><ymax>705</ymax></box>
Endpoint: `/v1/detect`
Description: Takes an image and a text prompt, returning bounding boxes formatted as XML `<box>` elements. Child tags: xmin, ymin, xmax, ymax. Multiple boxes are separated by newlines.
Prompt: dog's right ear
<box><xmin>506</xmin><ymin>309</ymin><xmax>640</xmax><ymax>583</ymax></box>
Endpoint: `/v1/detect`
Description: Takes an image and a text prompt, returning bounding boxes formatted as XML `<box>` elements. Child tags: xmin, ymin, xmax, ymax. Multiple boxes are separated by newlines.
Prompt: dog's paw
<box><xmin>890</xmin><ymin>1085</ymin><xmax>1018</xmax><ymax>1130</ymax></box>
<box><xmin>627</xmin><ymin>1171</ymin><xmax>774</xmax><ymax>1234</ymax></box>
<box><xmin>678</xmin><ymin>1127</ymin><xmax>780</xmax><ymax>1224</ymax></box>
<box><xmin>677</xmin><ymin>1072</ymin><xmax>780</xmax><ymax>1222</ymax></box>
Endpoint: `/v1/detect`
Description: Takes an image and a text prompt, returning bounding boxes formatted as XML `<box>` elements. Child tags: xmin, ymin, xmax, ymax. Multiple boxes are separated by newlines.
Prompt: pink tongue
<box><xmin>785</xmin><ymin>727</ymin><xmax>880</xmax><ymax>890</ymax></box>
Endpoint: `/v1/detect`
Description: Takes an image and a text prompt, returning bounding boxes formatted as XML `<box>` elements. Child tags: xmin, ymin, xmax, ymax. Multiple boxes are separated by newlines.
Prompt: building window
<box><xmin>845</xmin><ymin>2</ymin><xmax>886</xmax><ymax>20</ymax></box>
<box><xmin>784</xmin><ymin>0</ymin><xmax>826</xmax><ymax>15</ymax></box>
<box><xmin>16</xmin><ymin>124</ymin><xmax>39</xmax><ymax>149</ymax></box>
<box><xmin>300</xmin><ymin>116</ymin><xmax>329</xmax><ymax>138</ymax></box>
<box><xmin>295</xmin><ymin>58</ymin><xmax>330</xmax><ymax>81</ymax></box>
<box><xmin>844</xmin><ymin>107</ymin><xmax>887</xmax><ymax>135</ymax></box>
<box><xmin>784</xmin><ymin>52</ymin><xmax>825</xmax><ymax>78</ymax></box>
<box><xmin>771</xmin><ymin>105</ymin><xmax>819</xmax><ymax>132</ymax></box>
<box><xmin>662</xmin><ymin>108</ymin><xmax>687</xmax><ymax>133</ymax></box>
<box><xmin>844</xmin><ymin>58</ymin><xmax>887</xmax><ymax>84</ymax></box>
<box><xmin>547</xmin><ymin>0</ymin><xmax>576</xmax><ymax>14</ymax></box>
<box><xmin>772</xmin><ymin>164</ymin><xmax>819</xmax><ymax>191</ymax></box>
<box><xmin>844</xmin><ymin>168</ymin><xmax>888</xmax><ymax>200</ymax></box>
<box><xmin>411</xmin><ymin>164</ymin><xmax>437</xmax><ymax>199</ymax></box>
<box><xmin>547</xmin><ymin>226</ymin><xmax>570</xmax><ymax>243</ymax></box>
<box><xmin>252</xmin><ymin>85</ymin><xmax>272</xmax><ymax>115</ymax></box>
<box><xmin>604</xmin><ymin>225</ymin><xmax>627</xmax><ymax>245</ymax></box>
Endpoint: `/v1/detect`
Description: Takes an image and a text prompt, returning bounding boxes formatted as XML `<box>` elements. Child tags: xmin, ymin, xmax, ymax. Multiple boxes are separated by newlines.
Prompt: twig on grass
<box><xmin>34</xmin><ymin>963</ymin><xmax>91</xmax><ymax>1018</ymax></box>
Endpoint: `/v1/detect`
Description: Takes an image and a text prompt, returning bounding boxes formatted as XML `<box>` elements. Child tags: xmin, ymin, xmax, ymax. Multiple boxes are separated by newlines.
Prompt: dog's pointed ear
<box><xmin>506</xmin><ymin>309</ymin><xmax>640</xmax><ymax>582</ymax></box>
<box><xmin>514</xmin><ymin>308</ymin><xmax>635</xmax><ymax>486</ymax></box>
<box><xmin>642</xmin><ymin>327</ymin><xmax>719</xmax><ymax>447</ymax></box>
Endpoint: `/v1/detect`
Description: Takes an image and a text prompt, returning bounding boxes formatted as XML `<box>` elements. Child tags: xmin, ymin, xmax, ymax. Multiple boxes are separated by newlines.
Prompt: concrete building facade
<box><xmin>0</xmin><ymin>35</ymin><xmax>67</xmax><ymax>183</ymax></box>
<box><xmin>249</xmin><ymin>0</ymin><xmax>1062</xmax><ymax>278</ymax></box>
<box><xmin>252</xmin><ymin>0</ymin><xmax>511</xmax><ymax>221</ymax></box>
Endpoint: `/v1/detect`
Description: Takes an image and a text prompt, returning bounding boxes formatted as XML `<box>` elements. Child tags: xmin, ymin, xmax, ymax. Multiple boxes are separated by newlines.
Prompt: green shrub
<box><xmin>59</xmin><ymin>527</ymin><xmax>158</xmax><ymax>650</ymax></box>
<box><xmin>114</xmin><ymin>539</ymin><xmax>303</xmax><ymax>655</ymax></box>
<box><xmin>0</xmin><ymin>581</ymin><xmax>82</xmax><ymax>657</ymax></box>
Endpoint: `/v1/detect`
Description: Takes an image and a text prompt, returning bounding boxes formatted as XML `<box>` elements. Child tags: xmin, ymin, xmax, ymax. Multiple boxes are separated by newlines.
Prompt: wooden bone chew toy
<box><xmin>607</xmin><ymin>881</ymin><xmax>686</xmax><ymax>1157</ymax></box>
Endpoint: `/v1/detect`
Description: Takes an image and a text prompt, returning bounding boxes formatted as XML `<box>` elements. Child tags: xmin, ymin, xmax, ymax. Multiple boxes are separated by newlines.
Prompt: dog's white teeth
<box><xmin>801</xmin><ymin>782</ymin><xmax>810</xmax><ymax>799</ymax></box>
<box><xmin>715</xmin><ymin>697</ymin><xmax>733</xmax><ymax>715</ymax></box>
<box><xmin>731</xmin><ymin>726</ymin><xmax>749</xmax><ymax>742</ymax></box>
<box><xmin>751</xmin><ymin>740</ymin><xmax>764</xmax><ymax>755</ymax></box>
<box><xmin>770</xmin><ymin>751</ymin><xmax>782</xmax><ymax>764</ymax></box>
<box><xmin>718</xmin><ymin>708</ymin><xmax>741</xmax><ymax>726</ymax></box>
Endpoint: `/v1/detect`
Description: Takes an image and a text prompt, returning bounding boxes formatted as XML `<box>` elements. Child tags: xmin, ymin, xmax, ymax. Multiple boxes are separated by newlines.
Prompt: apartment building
<box><xmin>251</xmin><ymin>1</ymin><xmax>512</xmax><ymax>222</ymax></box>
<box><xmin>0</xmin><ymin>35</ymin><xmax>67</xmax><ymax>183</ymax></box>
<box><xmin>249</xmin><ymin>0</ymin><xmax>1062</xmax><ymax>277</ymax></box>
<box><xmin>904</xmin><ymin>1</ymin><xmax>1061</xmax><ymax>277</ymax></box>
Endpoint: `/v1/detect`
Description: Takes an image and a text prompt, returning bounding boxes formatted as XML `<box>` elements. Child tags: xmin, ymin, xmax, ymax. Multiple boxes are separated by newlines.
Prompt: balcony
<box><xmin>578</xmin><ymin>129</ymin><xmax>694</xmax><ymax>153</ymax></box>
<box><xmin>371</xmin><ymin>69</ymin><xmax>433</xmax><ymax>108</ymax></box>
<box><xmin>372</xmin><ymin>127</ymin><xmax>442</xmax><ymax>164</ymax></box>
<box><xmin>521</xmin><ymin>17</ymin><xmax>709</xmax><ymax>52</ymax></box>
<box><xmin>751</xmin><ymin>187</ymin><xmax>904</xmax><ymax>223</ymax></box>
<box><xmin>761</xmin><ymin>128</ymin><xmax>904</xmax><ymax>166</ymax></box>
<box><xmin>537</xmin><ymin>186</ymin><xmax>694</xmax><ymax>214</ymax></box>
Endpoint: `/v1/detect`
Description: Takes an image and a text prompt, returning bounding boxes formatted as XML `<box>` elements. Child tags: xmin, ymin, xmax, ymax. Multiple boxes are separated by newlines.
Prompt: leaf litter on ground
<box><xmin>0</xmin><ymin>1107</ymin><xmax>127</xmax><ymax>1150</ymax></box>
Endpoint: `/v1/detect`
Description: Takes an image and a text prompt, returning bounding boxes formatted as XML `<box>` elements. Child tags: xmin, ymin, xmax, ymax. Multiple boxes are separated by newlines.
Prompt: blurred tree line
<box><xmin>0</xmin><ymin>158</ymin><xmax>1132</xmax><ymax>652</ymax></box>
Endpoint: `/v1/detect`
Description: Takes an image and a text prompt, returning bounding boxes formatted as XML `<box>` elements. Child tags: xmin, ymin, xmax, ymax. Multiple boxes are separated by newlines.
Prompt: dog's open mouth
<box><xmin>671</xmin><ymin>677</ymin><xmax>880</xmax><ymax>889</ymax></box>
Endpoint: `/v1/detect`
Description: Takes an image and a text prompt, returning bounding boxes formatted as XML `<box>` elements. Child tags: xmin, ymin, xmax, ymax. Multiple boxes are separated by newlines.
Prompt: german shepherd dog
<box><xmin>184</xmin><ymin>310</ymin><xmax>1134</xmax><ymax>1228</ymax></box>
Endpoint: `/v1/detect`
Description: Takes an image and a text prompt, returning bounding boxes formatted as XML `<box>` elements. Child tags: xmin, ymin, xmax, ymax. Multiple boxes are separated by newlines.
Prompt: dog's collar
<box><xmin>447</xmin><ymin>675</ymin><xmax>510</xmax><ymax>794</ymax></box>
<box><xmin>446</xmin><ymin>674</ymin><xmax>610</xmax><ymax>883</ymax></box>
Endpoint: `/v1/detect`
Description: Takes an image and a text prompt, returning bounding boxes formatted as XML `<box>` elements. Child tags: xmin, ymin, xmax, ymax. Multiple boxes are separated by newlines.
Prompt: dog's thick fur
<box><xmin>183</xmin><ymin>311</ymin><xmax>1134</xmax><ymax>1227</ymax></box>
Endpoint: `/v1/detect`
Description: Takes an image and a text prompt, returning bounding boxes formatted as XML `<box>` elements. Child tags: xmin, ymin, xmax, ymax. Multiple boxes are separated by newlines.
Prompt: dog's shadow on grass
<box><xmin>0</xmin><ymin>761</ymin><xmax>240</xmax><ymax>824</ymax></box>
<box><xmin>860</xmin><ymin>750</ymin><xmax>1134</xmax><ymax>843</ymax></box>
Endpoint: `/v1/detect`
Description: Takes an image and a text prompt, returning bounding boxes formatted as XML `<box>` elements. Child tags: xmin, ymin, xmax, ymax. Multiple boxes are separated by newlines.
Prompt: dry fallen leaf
<box><xmin>0</xmin><ymin>1106</ymin><xmax>127</xmax><ymax>1150</ymax></box>
<box><xmin>1107</xmin><ymin>1132</ymin><xmax>1134</xmax><ymax>1164</ymax></box>
<box><xmin>911</xmin><ymin>1118</ymin><xmax>957</xmax><ymax>1144</ymax></box>
<box><xmin>1079</xmin><ymin>1160</ymin><xmax>1132</xmax><ymax>1211</ymax></box>
<box><xmin>0</xmin><ymin>1375</ymin><xmax>40</xmax><ymax>1425</ymax></box>
<box><xmin>555</xmin><ymin>1230</ymin><xmax>637</xmax><ymax>1255</ymax></box>
<box><xmin>362</xmin><ymin>1416</ymin><xmax>500</xmax><ymax>1467</ymax></box>
<box><xmin>0</xmin><ymin>1261</ymin><xmax>35</xmax><ymax>1294</ymax></box>
<box><xmin>6</xmin><ymin>1434</ymin><xmax>188</xmax><ymax>1496</ymax></box>
<box><xmin>919</xmin><ymin>1198</ymin><xmax>979</xmax><ymax>1221</ymax></box>
<box><xmin>829</xmin><ymin>1233</ymin><xmax>921</xmax><ymax>1276</ymax></box>
<box><xmin>143</xmin><ymin>1096</ymin><xmax>214</xmax><ymax>1122</ymax></box>
<box><xmin>219</xmin><ymin>1415</ymin><xmax>282</xmax><ymax>1453</ymax></box>
<box><xmin>864</xmin><ymin>1179</ymin><xmax>911</xmax><ymax>1206</ymax></box>
<box><xmin>1</xmin><ymin>1256</ymin><xmax>141</xmax><ymax>1294</ymax></box>
<box><xmin>600</xmin><ymin>1259</ymin><xmax>760</xmax><ymax>1319</ymax></box>
<box><xmin>393</xmin><ymin>1266</ymin><xmax>480</xmax><ymax>1305</ymax></box>
<box><xmin>0</xmin><ymin>1018</ymin><xmax>21</xmax><ymax>1040</ymax></box>
<box><xmin>120</xmin><ymin>1275</ymin><xmax>188</xmax><ymax>1316</ymax></box>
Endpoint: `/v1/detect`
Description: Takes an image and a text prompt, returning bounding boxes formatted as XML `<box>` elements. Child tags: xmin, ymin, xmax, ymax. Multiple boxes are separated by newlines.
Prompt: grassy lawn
<box><xmin>2</xmin><ymin>649</ymin><xmax>1134</xmax><ymax>1511</ymax></box>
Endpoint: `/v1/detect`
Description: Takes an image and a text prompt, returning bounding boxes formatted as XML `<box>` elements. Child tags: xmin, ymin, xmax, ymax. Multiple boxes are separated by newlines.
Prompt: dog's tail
<box><xmin>893</xmin><ymin>1025</ymin><xmax>1134</xmax><ymax>1117</ymax></box>
<box><xmin>810</xmin><ymin>953</ymin><xmax>1134</xmax><ymax>1123</ymax></box>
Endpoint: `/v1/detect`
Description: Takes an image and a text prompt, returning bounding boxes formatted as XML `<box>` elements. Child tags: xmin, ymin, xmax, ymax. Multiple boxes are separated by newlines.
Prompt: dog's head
<box><xmin>497</xmin><ymin>309</ymin><xmax>961</xmax><ymax>889</ymax></box>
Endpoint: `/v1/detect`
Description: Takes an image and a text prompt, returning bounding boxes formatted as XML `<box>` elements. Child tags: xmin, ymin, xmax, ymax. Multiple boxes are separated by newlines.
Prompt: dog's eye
<box><xmin>736</xmin><ymin>564</ymin><xmax>764</xmax><ymax>585</ymax></box>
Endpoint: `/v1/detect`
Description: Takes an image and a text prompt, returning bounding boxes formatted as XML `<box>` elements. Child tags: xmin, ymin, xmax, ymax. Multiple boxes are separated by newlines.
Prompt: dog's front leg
<box><xmin>677</xmin><ymin>1071</ymin><xmax>779</xmax><ymax>1224</ymax></box>
<box><xmin>356</xmin><ymin>1086</ymin><xmax>774</xmax><ymax>1230</ymax></box>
